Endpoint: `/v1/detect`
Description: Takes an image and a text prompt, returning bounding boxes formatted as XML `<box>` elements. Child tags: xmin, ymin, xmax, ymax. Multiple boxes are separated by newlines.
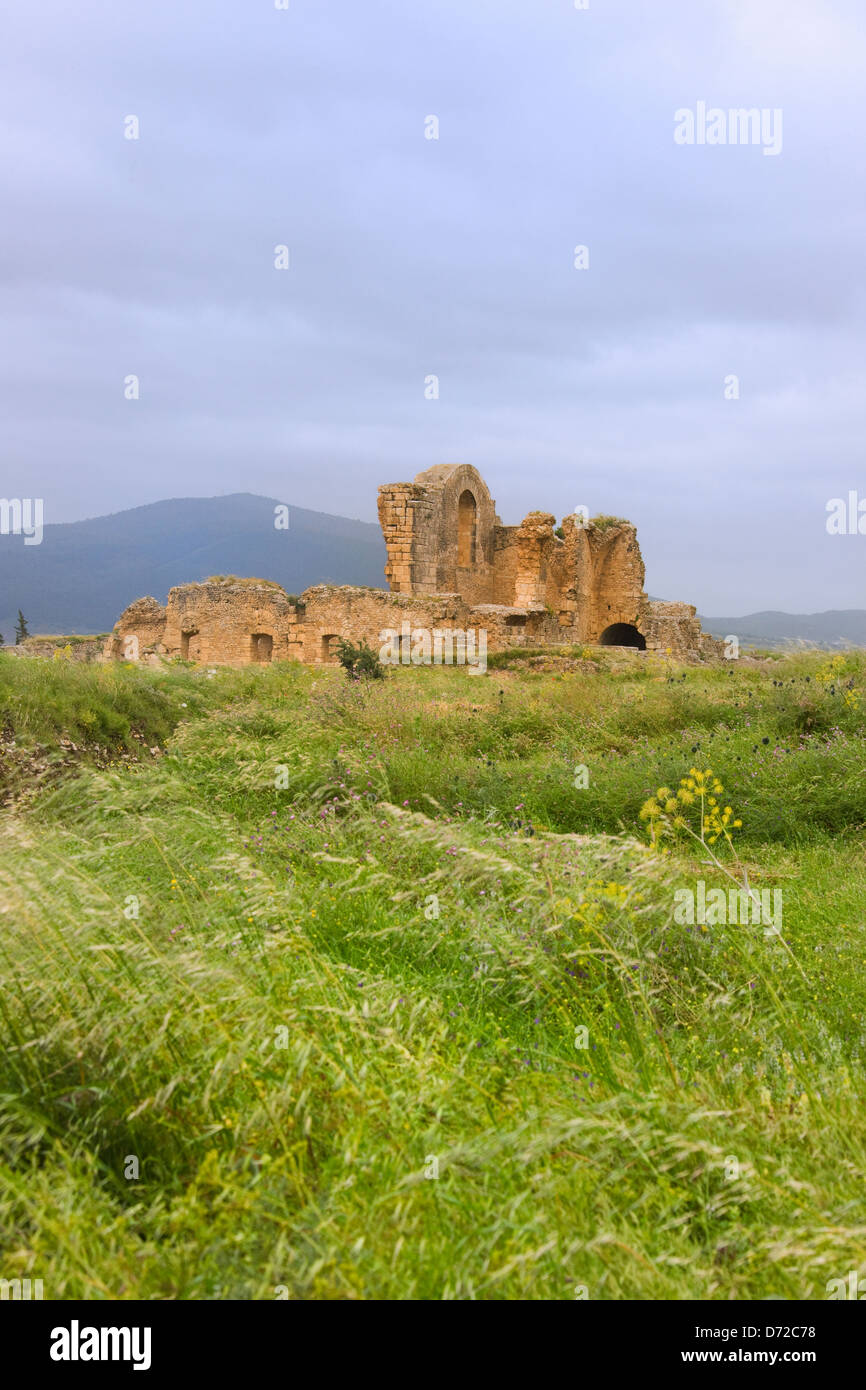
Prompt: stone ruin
<box><xmin>105</xmin><ymin>465</ymin><xmax>722</xmax><ymax>666</ymax></box>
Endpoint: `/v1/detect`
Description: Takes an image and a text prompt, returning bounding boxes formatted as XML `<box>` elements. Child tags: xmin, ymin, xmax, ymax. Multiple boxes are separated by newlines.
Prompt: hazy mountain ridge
<box><xmin>698</xmin><ymin>610</ymin><xmax>866</xmax><ymax>649</ymax></box>
<box><xmin>0</xmin><ymin>493</ymin><xmax>387</xmax><ymax>641</ymax></box>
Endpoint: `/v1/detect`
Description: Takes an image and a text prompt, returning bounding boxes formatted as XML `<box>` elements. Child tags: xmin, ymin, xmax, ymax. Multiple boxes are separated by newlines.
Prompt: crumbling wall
<box><xmin>378</xmin><ymin>464</ymin><xmax>498</xmax><ymax>601</ymax></box>
<box><xmin>377</xmin><ymin>468</ymin><xmax>654</xmax><ymax>647</ymax></box>
<box><xmin>301</xmin><ymin>586</ymin><xmax>569</xmax><ymax>662</ymax></box>
<box><xmin>376</xmin><ymin>483</ymin><xmax>432</xmax><ymax>593</ymax></box>
<box><xmin>104</xmin><ymin>597</ymin><xmax>167</xmax><ymax>660</ymax></box>
<box><xmin>105</xmin><ymin>466</ymin><xmax>722</xmax><ymax>667</ymax></box>
<box><xmin>585</xmin><ymin>526</ymin><xmax>646</xmax><ymax>641</ymax></box>
<box><xmin>512</xmin><ymin>512</ymin><xmax>557</xmax><ymax>609</ymax></box>
<box><xmin>467</xmin><ymin>604</ymin><xmax>565</xmax><ymax>649</ymax></box>
<box><xmin>299</xmin><ymin>585</ymin><xmax>472</xmax><ymax>662</ymax></box>
<box><xmin>21</xmin><ymin>636</ymin><xmax>105</xmax><ymax>662</ymax></box>
<box><xmin>160</xmin><ymin>583</ymin><xmax>302</xmax><ymax>664</ymax></box>
<box><xmin>106</xmin><ymin>584</ymin><xmax>303</xmax><ymax>666</ymax></box>
<box><xmin>638</xmin><ymin>600</ymin><xmax>724</xmax><ymax>659</ymax></box>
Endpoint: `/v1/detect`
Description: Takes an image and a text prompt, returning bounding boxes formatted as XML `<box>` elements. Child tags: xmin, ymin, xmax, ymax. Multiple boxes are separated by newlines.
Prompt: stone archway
<box><xmin>457</xmin><ymin>490</ymin><xmax>477</xmax><ymax>568</ymax></box>
<box><xmin>378</xmin><ymin>464</ymin><xmax>497</xmax><ymax>598</ymax></box>
<box><xmin>599</xmin><ymin>623</ymin><xmax>646</xmax><ymax>650</ymax></box>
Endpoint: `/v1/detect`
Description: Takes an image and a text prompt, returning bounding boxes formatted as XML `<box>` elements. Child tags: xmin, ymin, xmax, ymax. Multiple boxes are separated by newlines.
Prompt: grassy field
<box><xmin>0</xmin><ymin>646</ymin><xmax>864</xmax><ymax>1300</ymax></box>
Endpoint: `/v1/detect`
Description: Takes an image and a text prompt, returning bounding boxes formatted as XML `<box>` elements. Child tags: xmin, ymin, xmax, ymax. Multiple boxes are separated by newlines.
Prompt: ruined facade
<box><xmin>105</xmin><ymin>466</ymin><xmax>722</xmax><ymax>665</ymax></box>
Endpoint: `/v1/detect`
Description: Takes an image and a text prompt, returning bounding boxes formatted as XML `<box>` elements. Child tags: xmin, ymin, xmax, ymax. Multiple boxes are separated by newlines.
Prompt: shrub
<box><xmin>335</xmin><ymin>638</ymin><xmax>385</xmax><ymax>681</ymax></box>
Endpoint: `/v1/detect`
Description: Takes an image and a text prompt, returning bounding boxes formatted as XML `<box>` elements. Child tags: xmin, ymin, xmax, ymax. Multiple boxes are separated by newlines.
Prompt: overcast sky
<box><xmin>2</xmin><ymin>0</ymin><xmax>865</xmax><ymax>612</ymax></box>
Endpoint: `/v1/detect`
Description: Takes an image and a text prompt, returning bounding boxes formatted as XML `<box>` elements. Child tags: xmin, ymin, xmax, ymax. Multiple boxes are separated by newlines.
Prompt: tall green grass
<box><xmin>0</xmin><ymin>649</ymin><xmax>864</xmax><ymax>1298</ymax></box>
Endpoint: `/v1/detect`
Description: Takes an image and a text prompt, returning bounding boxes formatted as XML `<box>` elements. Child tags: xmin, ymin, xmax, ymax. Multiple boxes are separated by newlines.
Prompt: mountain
<box><xmin>0</xmin><ymin>494</ymin><xmax>387</xmax><ymax>642</ymax></box>
<box><xmin>698</xmin><ymin>610</ymin><xmax>866</xmax><ymax>649</ymax></box>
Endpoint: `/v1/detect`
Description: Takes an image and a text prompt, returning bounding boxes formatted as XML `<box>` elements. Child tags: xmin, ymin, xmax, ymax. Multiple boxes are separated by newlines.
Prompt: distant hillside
<box><xmin>698</xmin><ymin>610</ymin><xmax>866</xmax><ymax>649</ymax></box>
<box><xmin>0</xmin><ymin>494</ymin><xmax>387</xmax><ymax>642</ymax></box>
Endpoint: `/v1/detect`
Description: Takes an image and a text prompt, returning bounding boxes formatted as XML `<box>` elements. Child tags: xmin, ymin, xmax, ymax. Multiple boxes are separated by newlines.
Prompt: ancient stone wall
<box><xmin>105</xmin><ymin>597</ymin><xmax>169</xmax><ymax>660</ymax></box>
<box><xmin>161</xmin><ymin>583</ymin><xmax>301</xmax><ymax>664</ymax></box>
<box><xmin>378</xmin><ymin>464</ymin><xmax>499</xmax><ymax>602</ymax></box>
<box><xmin>19</xmin><ymin>636</ymin><xmax>105</xmax><ymax>662</ymax></box>
<box><xmin>105</xmin><ymin>584</ymin><xmax>303</xmax><ymax>666</ymax></box>
<box><xmin>298</xmin><ymin>585</ymin><xmax>472</xmax><ymax>663</ymax></box>
<box><xmin>376</xmin><ymin>467</ymin><xmax>654</xmax><ymax>643</ymax></box>
<box><xmin>638</xmin><ymin>600</ymin><xmax>726</xmax><ymax>659</ymax></box>
<box><xmin>105</xmin><ymin>465</ymin><xmax>721</xmax><ymax>667</ymax></box>
<box><xmin>585</xmin><ymin>525</ymin><xmax>646</xmax><ymax>642</ymax></box>
<box><xmin>376</xmin><ymin>484</ymin><xmax>430</xmax><ymax>593</ymax></box>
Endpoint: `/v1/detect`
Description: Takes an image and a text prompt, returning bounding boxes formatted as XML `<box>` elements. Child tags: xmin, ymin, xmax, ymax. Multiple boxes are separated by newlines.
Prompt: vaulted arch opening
<box><xmin>599</xmin><ymin>623</ymin><xmax>646</xmax><ymax>650</ymax></box>
<box><xmin>251</xmin><ymin>633</ymin><xmax>273</xmax><ymax>663</ymax></box>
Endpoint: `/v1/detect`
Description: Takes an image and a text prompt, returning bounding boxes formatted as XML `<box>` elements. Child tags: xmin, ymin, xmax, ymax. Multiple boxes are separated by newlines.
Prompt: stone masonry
<box><xmin>106</xmin><ymin>466</ymin><xmax>723</xmax><ymax>665</ymax></box>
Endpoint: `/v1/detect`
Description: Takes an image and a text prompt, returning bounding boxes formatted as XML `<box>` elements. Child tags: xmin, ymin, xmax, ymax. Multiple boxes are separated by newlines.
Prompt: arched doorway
<box><xmin>457</xmin><ymin>490</ymin><xmax>477</xmax><ymax>568</ymax></box>
<box><xmin>599</xmin><ymin>623</ymin><xmax>646</xmax><ymax>650</ymax></box>
<box><xmin>251</xmin><ymin>633</ymin><xmax>273</xmax><ymax>663</ymax></box>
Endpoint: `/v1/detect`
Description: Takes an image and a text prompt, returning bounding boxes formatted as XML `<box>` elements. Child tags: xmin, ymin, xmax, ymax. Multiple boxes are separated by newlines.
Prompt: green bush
<box><xmin>335</xmin><ymin>638</ymin><xmax>386</xmax><ymax>681</ymax></box>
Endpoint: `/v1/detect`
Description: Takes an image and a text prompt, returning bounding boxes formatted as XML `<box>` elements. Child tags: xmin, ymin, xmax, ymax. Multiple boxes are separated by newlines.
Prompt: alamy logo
<box><xmin>0</xmin><ymin>1277</ymin><xmax>43</xmax><ymax>1299</ymax></box>
<box><xmin>674</xmin><ymin>102</ymin><xmax>782</xmax><ymax>156</ymax></box>
<box><xmin>49</xmin><ymin>1321</ymin><xmax>152</xmax><ymax>1371</ymax></box>
<box><xmin>0</xmin><ymin>497</ymin><xmax>43</xmax><ymax>545</ymax></box>
<box><xmin>826</xmin><ymin>492</ymin><xmax>866</xmax><ymax>535</ymax></box>
<box><xmin>673</xmin><ymin>880</ymin><xmax>782</xmax><ymax>936</ymax></box>
<box><xmin>379</xmin><ymin>623</ymin><xmax>487</xmax><ymax>673</ymax></box>
<box><xmin>826</xmin><ymin>1271</ymin><xmax>866</xmax><ymax>1299</ymax></box>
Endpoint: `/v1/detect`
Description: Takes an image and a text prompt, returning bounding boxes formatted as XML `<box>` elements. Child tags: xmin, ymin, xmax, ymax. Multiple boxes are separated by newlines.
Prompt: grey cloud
<box><xmin>1</xmin><ymin>0</ymin><xmax>864</xmax><ymax>611</ymax></box>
